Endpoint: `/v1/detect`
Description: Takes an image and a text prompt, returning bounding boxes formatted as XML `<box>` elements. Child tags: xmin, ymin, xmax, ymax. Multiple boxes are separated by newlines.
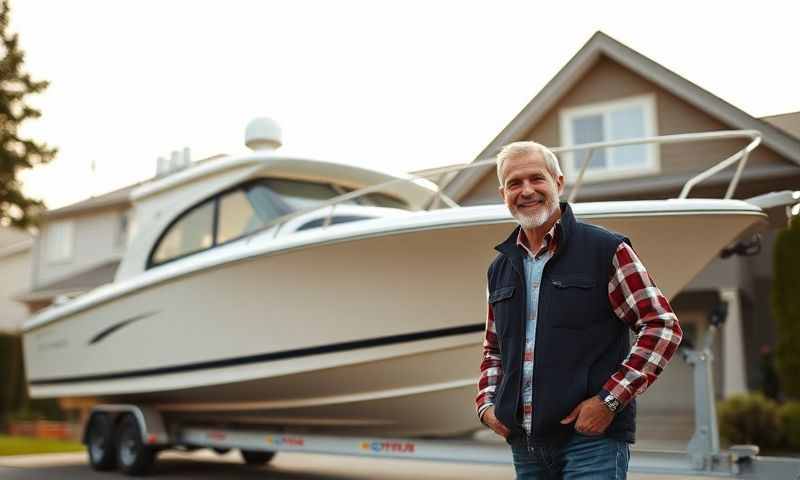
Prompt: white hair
<box><xmin>496</xmin><ymin>141</ymin><xmax>563</xmax><ymax>185</ymax></box>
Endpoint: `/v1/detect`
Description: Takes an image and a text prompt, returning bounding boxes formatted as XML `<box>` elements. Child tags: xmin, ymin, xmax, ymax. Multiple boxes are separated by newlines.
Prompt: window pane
<box><xmin>46</xmin><ymin>221</ymin><xmax>74</xmax><ymax>263</ymax></box>
<box><xmin>262</xmin><ymin>179</ymin><xmax>344</xmax><ymax>210</ymax></box>
<box><xmin>245</xmin><ymin>184</ymin><xmax>292</xmax><ymax>221</ymax></box>
<box><xmin>152</xmin><ymin>201</ymin><xmax>214</xmax><ymax>264</ymax></box>
<box><xmin>609</xmin><ymin>106</ymin><xmax>647</xmax><ymax>168</ymax></box>
<box><xmin>364</xmin><ymin>193</ymin><xmax>408</xmax><ymax>209</ymax></box>
<box><xmin>218</xmin><ymin>190</ymin><xmax>263</xmax><ymax>244</ymax></box>
<box><xmin>572</xmin><ymin>114</ymin><xmax>606</xmax><ymax>169</ymax></box>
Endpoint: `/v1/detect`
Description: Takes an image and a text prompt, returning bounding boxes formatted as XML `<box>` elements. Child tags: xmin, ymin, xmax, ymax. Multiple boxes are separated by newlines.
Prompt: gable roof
<box><xmin>444</xmin><ymin>31</ymin><xmax>800</xmax><ymax>201</ymax></box>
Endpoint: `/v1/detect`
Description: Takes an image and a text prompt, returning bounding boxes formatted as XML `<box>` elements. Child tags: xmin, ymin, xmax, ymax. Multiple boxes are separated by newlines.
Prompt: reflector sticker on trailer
<box><xmin>360</xmin><ymin>441</ymin><xmax>415</xmax><ymax>454</ymax></box>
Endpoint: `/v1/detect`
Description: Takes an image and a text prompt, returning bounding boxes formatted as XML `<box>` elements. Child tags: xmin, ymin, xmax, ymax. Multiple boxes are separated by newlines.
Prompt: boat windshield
<box><xmin>148</xmin><ymin>178</ymin><xmax>410</xmax><ymax>268</ymax></box>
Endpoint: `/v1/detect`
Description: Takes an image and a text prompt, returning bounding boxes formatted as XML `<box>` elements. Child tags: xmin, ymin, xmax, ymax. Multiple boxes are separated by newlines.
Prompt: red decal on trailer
<box><xmin>266</xmin><ymin>435</ymin><xmax>305</xmax><ymax>447</ymax></box>
<box><xmin>207</xmin><ymin>431</ymin><xmax>226</xmax><ymax>441</ymax></box>
<box><xmin>283</xmin><ymin>436</ymin><xmax>305</xmax><ymax>446</ymax></box>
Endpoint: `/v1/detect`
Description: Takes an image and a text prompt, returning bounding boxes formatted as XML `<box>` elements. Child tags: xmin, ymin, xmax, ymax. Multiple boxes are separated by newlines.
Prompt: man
<box><xmin>475</xmin><ymin>141</ymin><xmax>683</xmax><ymax>479</ymax></box>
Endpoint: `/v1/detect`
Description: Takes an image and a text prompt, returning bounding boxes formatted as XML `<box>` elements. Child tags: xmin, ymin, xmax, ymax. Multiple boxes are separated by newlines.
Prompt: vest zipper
<box><xmin>512</xmin><ymin>264</ymin><xmax>525</xmax><ymax>433</ymax></box>
<box><xmin>529</xmin><ymin>248</ymin><xmax>561</xmax><ymax>443</ymax></box>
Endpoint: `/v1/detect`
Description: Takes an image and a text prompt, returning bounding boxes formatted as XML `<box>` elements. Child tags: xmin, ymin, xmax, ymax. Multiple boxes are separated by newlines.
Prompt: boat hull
<box><xmin>23</xmin><ymin>201</ymin><xmax>765</xmax><ymax>437</ymax></box>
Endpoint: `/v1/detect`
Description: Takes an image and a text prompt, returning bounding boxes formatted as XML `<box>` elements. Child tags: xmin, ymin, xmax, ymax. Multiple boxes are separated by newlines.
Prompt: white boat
<box><xmin>22</xmin><ymin>124</ymin><xmax>771</xmax><ymax>438</ymax></box>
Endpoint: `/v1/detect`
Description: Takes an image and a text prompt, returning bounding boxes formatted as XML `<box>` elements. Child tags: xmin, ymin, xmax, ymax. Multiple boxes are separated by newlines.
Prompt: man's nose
<box><xmin>521</xmin><ymin>181</ymin><xmax>535</xmax><ymax>196</ymax></box>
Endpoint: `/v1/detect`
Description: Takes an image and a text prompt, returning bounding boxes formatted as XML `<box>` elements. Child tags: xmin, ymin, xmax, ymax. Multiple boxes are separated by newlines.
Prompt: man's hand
<box><xmin>559</xmin><ymin>396</ymin><xmax>614</xmax><ymax>435</ymax></box>
<box><xmin>481</xmin><ymin>406</ymin><xmax>510</xmax><ymax>438</ymax></box>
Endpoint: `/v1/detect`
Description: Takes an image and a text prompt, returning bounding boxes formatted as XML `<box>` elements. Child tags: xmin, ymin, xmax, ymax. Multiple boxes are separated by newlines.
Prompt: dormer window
<box><xmin>559</xmin><ymin>95</ymin><xmax>659</xmax><ymax>181</ymax></box>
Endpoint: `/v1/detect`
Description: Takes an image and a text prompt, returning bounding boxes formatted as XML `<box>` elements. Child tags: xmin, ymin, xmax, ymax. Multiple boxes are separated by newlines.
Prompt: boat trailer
<box><xmin>85</xmin><ymin>312</ymin><xmax>800</xmax><ymax>478</ymax></box>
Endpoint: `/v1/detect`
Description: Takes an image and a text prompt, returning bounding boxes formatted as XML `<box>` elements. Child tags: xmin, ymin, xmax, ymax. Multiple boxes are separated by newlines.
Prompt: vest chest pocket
<box><xmin>550</xmin><ymin>275</ymin><xmax>599</xmax><ymax>330</ymax></box>
<box><xmin>488</xmin><ymin>286</ymin><xmax>516</xmax><ymax>337</ymax></box>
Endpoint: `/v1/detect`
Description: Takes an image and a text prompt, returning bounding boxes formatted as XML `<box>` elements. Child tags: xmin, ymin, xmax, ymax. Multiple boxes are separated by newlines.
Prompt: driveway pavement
<box><xmin>0</xmin><ymin>449</ymin><xmax>713</xmax><ymax>479</ymax></box>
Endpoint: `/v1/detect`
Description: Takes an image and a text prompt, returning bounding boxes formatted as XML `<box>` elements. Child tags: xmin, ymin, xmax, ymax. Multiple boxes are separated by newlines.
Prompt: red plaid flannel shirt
<box><xmin>476</xmin><ymin>229</ymin><xmax>683</xmax><ymax>421</ymax></box>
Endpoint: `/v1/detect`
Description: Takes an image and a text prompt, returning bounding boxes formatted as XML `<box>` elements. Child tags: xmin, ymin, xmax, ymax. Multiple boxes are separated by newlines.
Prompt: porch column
<box><xmin>719</xmin><ymin>288</ymin><xmax>747</xmax><ymax>397</ymax></box>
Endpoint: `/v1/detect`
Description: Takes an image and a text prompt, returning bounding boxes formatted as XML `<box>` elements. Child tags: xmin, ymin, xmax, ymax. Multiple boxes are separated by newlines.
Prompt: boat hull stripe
<box><xmin>28</xmin><ymin>323</ymin><xmax>484</xmax><ymax>386</ymax></box>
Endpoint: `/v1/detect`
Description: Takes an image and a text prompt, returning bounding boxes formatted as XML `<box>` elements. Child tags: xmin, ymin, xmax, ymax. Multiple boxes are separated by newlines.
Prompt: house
<box><xmin>14</xmin><ymin>183</ymin><xmax>138</xmax><ymax>313</ymax></box>
<box><xmin>13</xmin><ymin>151</ymin><xmax>228</xmax><ymax>314</ymax></box>
<box><xmin>443</xmin><ymin>32</ymin><xmax>800</xmax><ymax>423</ymax></box>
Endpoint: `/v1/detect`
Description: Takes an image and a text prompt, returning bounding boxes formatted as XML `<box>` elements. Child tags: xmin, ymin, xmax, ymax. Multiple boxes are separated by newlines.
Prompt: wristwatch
<box><xmin>602</xmin><ymin>394</ymin><xmax>620</xmax><ymax>413</ymax></box>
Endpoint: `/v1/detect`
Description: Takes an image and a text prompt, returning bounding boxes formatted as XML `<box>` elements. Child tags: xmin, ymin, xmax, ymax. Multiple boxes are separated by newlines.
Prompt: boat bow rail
<box><xmin>263</xmin><ymin>130</ymin><xmax>768</xmax><ymax>234</ymax></box>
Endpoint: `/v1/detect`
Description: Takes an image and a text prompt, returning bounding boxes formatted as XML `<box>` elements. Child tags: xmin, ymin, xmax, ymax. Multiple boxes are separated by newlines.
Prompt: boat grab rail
<box><xmin>263</xmin><ymin>130</ymin><xmax>762</xmax><ymax>235</ymax></box>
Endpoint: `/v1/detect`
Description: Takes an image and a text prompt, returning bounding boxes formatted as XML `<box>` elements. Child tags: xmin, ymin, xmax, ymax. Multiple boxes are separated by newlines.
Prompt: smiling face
<box><xmin>498</xmin><ymin>151</ymin><xmax>564</xmax><ymax>230</ymax></box>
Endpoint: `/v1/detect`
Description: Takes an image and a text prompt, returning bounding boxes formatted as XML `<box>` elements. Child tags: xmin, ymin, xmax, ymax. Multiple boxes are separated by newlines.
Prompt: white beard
<box><xmin>513</xmin><ymin>196</ymin><xmax>559</xmax><ymax>230</ymax></box>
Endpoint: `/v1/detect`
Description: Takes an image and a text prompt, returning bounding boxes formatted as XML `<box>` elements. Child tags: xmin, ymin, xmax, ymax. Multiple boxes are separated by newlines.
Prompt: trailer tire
<box><xmin>240</xmin><ymin>449</ymin><xmax>275</xmax><ymax>465</ymax></box>
<box><xmin>86</xmin><ymin>413</ymin><xmax>117</xmax><ymax>471</ymax></box>
<box><xmin>116</xmin><ymin>414</ymin><xmax>155</xmax><ymax>476</ymax></box>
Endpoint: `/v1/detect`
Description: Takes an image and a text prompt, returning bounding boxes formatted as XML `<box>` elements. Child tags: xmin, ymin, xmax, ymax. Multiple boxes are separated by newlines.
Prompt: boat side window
<box><xmin>359</xmin><ymin>192</ymin><xmax>409</xmax><ymax>210</ymax></box>
<box><xmin>262</xmin><ymin>179</ymin><xmax>356</xmax><ymax>210</ymax></box>
<box><xmin>337</xmin><ymin>186</ymin><xmax>410</xmax><ymax>210</ymax></box>
<box><xmin>262</xmin><ymin>179</ymin><xmax>410</xmax><ymax>211</ymax></box>
<box><xmin>217</xmin><ymin>185</ymin><xmax>289</xmax><ymax>244</ymax></box>
<box><xmin>151</xmin><ymin>201</ymin><xmax>215</xmax><ymax>265</ymax></box>
<box><xmin>296</xmin><ymin>215</ymin><xmax>373</xmax><ymax>232</ymax></box>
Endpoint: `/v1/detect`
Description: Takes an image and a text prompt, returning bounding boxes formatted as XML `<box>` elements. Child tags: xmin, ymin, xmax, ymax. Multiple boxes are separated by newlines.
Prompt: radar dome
<box><xmin>245</xmin><ymin>117</ymin><xmax>283</xmax><ymax>151</ymax></box>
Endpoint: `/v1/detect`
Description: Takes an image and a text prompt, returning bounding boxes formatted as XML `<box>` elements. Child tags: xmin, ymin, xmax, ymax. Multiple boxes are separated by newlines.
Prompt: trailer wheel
<box><xmin>116</xmin><ymin>414</ymin><xmax>155</xmax><ymax>476</ymax></box>
<box><xmin>86</xmin><ymin>413</ymin><xmax>117</xmax><ymax>471</ymax></box>
<box><xmin>240</xmin><ymin>449</ymin><xmax>275</xmax><ymax>465</ymax></box>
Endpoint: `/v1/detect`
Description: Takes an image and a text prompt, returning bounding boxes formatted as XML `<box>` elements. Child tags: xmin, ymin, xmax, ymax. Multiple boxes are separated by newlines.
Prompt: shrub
<box><xmin>772</xmin><ymin>217</ymin><xmax>800</xmax><ymax>399</ymax></box>
<box><xmin>0</xmin><ymin>333</ymin><xmax>65</xmax><ymax>425</ymax></box>
<box><xmin>718</xmin><ymin>393</ymin><xmax>782</xmax><ymax>449</ymax></box>
<box><xmin>0</xmin><ymin>333</ymin><xmax>25</xmax><ymax>427</ymax></box>
<box><xmin>779</xmin><ymin>401</ymin><xmax>800</xmax><ymax>450</ymax></box>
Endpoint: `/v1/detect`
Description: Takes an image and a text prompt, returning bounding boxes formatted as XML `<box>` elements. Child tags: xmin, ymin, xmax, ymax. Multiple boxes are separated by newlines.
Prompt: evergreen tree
<box><xmin>772</xmin><ymin>215</ymin><xmax>800</xmax><ymax>399</ymax></box>
<box><xmin>0</xmin><ymin>0</ymin><xmax>56</xmax><ymax>229</ymax></box>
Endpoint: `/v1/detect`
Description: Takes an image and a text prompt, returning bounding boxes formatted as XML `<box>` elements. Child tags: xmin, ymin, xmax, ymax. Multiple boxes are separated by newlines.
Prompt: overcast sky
<box><xmin>12</xmin><ymin>1</ymin><xmax>800</xmax><ymax>209</ymax></box>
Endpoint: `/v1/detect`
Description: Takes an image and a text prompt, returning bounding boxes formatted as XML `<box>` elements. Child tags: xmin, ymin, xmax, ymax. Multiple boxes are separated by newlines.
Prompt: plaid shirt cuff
<box><xmin>477</xmin><ymin>403</ymin><xmax>494</xmax><ymax>422</ymax></box>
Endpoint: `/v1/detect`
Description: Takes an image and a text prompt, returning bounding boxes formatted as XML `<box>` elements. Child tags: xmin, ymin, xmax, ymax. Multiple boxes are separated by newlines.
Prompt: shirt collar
<box><xmin>516</xmin><ymin>221</ymin><xmax>560</xmax><ymax>259</ymax></box>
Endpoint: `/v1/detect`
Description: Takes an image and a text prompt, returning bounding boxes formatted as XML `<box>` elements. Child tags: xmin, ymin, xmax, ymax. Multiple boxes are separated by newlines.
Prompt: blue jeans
<box><xmin>510</xmin><ymin>432</ymin><xmax>630</xmax><ymax>479</ymax></box>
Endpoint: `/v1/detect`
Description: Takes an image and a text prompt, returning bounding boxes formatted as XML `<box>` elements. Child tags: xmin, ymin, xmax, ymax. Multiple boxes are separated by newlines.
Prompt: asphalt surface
<box><xmin>0</xmin><ymin>449</ymin><xmax>713</xmax><ymax>479</ymax></box>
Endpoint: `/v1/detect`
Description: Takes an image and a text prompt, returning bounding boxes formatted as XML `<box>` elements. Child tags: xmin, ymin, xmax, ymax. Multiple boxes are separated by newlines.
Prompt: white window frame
<box><xmin>559</xmin><ymin>94</ymin><xmax>659</xmax><ymax>183</ymax></box>
<box><xmin>46</xmin><ymin>220</ymin><xmax>75</xmax><ymax>264</ymax></box>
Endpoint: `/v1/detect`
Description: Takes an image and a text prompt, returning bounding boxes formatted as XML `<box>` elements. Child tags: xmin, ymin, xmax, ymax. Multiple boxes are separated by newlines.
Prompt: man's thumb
<box><xmin>560</xmin><ymin>404</ymin><xmax>580</xmax><ymax>424</ymax></box>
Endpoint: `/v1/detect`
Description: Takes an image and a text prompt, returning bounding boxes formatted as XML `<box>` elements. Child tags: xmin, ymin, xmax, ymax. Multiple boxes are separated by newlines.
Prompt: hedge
<box><xmin>772</xmin><ymin>216</ymin><xmax>800</xmax><ymax>399</ymax></box>
<box><xmin>0</xmin><ymin>333</ymin><xmax>63</xmax><ymax>426</ymax></box>
<box><xmin>719</xmin><ymin>393</ymin><xmax>800</xmax><ymax>452</ymax></box>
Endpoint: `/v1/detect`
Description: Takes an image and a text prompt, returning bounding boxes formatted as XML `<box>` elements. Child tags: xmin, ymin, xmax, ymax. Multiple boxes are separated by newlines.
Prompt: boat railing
<box><xmin>266</xmin><ymin>130</ymin><xmax>762</xmax><ymax>236</ymax></box>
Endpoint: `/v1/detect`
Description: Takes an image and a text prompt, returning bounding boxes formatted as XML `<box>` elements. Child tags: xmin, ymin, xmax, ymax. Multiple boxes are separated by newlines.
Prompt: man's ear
<box><xmin>498</xmin><ymin>185</ymin><xmax>506</xmax><ymax>202</ymax></box>
<box><xmin>556</xmin><ymin>175</ymin><xmax>565</xmax><ymax>197</ymax></box>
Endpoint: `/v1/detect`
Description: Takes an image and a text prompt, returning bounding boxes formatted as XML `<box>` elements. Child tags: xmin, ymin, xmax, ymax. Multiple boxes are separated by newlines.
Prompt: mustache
<box><xmin>517</xmin><ymin>193</ymin><xmax>548</xmax><ymax>204</ymax></box>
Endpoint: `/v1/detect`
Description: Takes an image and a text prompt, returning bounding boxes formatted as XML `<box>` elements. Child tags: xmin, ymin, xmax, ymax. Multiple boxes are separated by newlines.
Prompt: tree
<box><xmin>772</xmin><ymin>215</ymin><xmax>800</xmax><ymax>399</ymax></box>
<box><xmin>0</xmin><ymin>0</ymin><xmax>56</xmax><ymax>229</ymax></box>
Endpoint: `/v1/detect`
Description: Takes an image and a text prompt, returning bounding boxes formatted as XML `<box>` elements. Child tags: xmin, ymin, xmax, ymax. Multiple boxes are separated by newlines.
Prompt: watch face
<box><xmin>604</xmin><ymin>395</ymin><xmax>619</xmax><ymax>411</ymax></box>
